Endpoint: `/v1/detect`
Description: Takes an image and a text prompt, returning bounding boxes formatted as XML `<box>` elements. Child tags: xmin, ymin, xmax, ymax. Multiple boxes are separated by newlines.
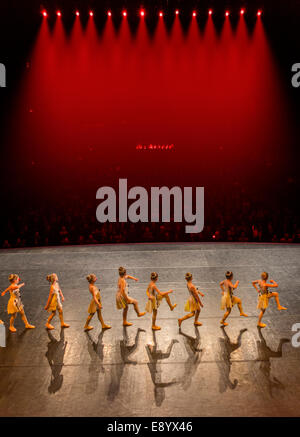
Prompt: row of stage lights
<box><xmin>42</xmin><ymin>9</ymin><xmax>263</xmax><ymax>18</ymax></box>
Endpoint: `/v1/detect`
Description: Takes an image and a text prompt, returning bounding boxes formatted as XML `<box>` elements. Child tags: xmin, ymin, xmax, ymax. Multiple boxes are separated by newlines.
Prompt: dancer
<box><xmin>45</xmin><ymin>274</ymin><xmax>70</xmax><ymax>330</ymax></box>
<box><xmin>84</xmin><ymin>274</ymin><xmax>111</xmax><ymax>331</ymax></box>
<box><xmin>178</xmin><ymin>273</ymin><xmax>204</xmax><ymax>327</ymax></box>
<box><xmin>220</xmin><ymin>271</ymin><xmax>248</xmax><ymax>326</ymax></box>
<box><xmin>252</xmin><ymin>272</ymin><xmax>287</xmax><ymax>328</ymax></box>
<box><xmin>145</xmin><ymin>272</ymin><xmax>176</xmax><ymax>330</ymax></box>
<box><xmin>116</xmin><ymin>267</ymin><xmax>146</xmax><ymax>326</ymax></box>
<box><xmin>1</xmin><ymin>274</ymin><xmax>35</xmax><ymax>332</ymax></box>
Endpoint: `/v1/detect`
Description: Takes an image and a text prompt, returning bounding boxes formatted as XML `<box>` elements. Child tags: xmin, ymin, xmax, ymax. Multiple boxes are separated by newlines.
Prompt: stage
<box><xmin>0</xmin><ymin>243</ymin><xmax>299</xmax><ymax>417</ymax></box>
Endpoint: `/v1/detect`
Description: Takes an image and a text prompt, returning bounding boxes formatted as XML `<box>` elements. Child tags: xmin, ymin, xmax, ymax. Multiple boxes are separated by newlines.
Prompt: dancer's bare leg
<box><xmin>194</xmin><ymin>309</ymin><xmax>202</xmax><ymax>326</ymax></box>
<box><xmin>132</xmin><ymin>299</ymin><xmax>146</xmax><ymax>318</ymax></box>
<box><xmin>236</xmin><ymin>298</ymin><xmax>248</xmax><ymax>317</ymax></box>
<box><xmin>123</xmin><ymin>306</ymin><xmax>132</xmax><ymax>326</ymax></box>
<box><xmin>220</xmin><ymin>308</ymin><xmax>231</xmax><ymax>326</ymax></box>
<box><xmin>20</xmin><ymin>309</ymin><xmax>35</xmax><ymax>329</ymax></box>
<box><xmin>178</xmin><ymin>312</ymin><xmax>195</xmax><ymax>327</ymax></box>
<box><xmin>9</xmin><ymin>314</ymin><xmax>17</xmax><ymax>332</ymax></box>
<box><xmin>165</xmin><ymin>295</ymin><xmax>177</xmax><ymax>311</ymax></box>
<box><xmin>270</xmin><ymin>292</ymin><xmax>287</xmax><ymax>310</ymax></box>
<box><xmin>84</xmin><ymin>313</ymin><xmax>94</xmax><ymax>331</ymax></box>
<box><xmin>46</xmin><ymin>311</ymin><xmax>55</xmax><ymax>330</ymax></box>
<box><xmin>97</xmin><ymin>309</ymin><xmax>111</xmax><ymax>329</ymax></box>
<box><xmin>258</xmin><ymin>309</ymin><xmax>266</xmax><ymax>328</ymax></box>
<box><xmin>58</xmin><ymin>309</ymin><xmax>70</xmax><ymax>328</ymax></box>
<box><xmin>152</xmin><ymin>309</ymin><xmax>160</xmax><ymax>330</ymax></box>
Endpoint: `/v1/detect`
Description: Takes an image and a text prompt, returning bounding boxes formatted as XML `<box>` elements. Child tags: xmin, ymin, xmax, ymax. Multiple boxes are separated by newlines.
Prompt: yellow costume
<box><xmin>7</xmin><ymin>288</ymin><xmax>24</xmax><ymax>314</ymax></box>
<box><xmin>47</xmin><ymin>286</ymin><xmax>62</xmax><ymax>312</ymax></box>
<box><xmin>221</xmin><ymin>281</ymin><xmax>237</xmax><ymax>310</ymax></box>
<box><xmin>88</xmin><ymin>289</ymin><xmax>102</xmax><ymax>314</ymax></box>
<box><xmin>257</xmin><ymin>281</ymin><xmax>271</xmax><ymax>310</ymax></box>
<box><xmin>145</xmin><ymin>285</ymin><xmax>163</xmax><ymax>313</ymax></box>
<box><xmin>116</xmin><ymin>280</ymin><xmax>128</xmax><ymax>310</ymax></box>
<box><xmin>184</xmin><ymin>285</ymin><xmax>201</xmax><ymax>312</ymax></box>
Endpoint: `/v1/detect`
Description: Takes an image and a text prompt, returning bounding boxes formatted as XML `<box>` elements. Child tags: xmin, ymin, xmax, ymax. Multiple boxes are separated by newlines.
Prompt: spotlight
<box><xmin>57</xmin><ymin>11</ymin><xmax>61</xmax><ymax>17</ymax></box>
<box><xmin>123</xmin><ymin>10</ymin><xmax>127</xmax><ymax>17</ymax></box>
<box><xmin>42</xmin><ymin>10</ymin><xmax>47</xmax><ymax>17</ymax></box>
<box><xmin>192</xmin><ymin>11</ymin><xmax>197</xmax><ymax>17</ymax></box>
<box><xmin>257</xmin><ymin>10</ymin><xmax>262</xmax><ymax>16</ymax></box>
<box><xmin>107</xmin><ymin>11</ymin><xmax>112</xmax><ymax>17</ymax></box>
<box><xmin>175</xmin><ymin>10</ymin><xmax>179</xmax><ymax>15</ymax></box>
<box><xmin>140</xmin><ymin>10</ymin><xmax>145</xmax><ymax>17</ymax></box>
<box><xmin>89</xmin><ymin>11</ymin><xmax>94</xmax><ymax>17</ymax></box>
<box><xmin>225</xmin><ymin>11</ymin><xmax>230</xmax><ymax>17</ymax></box>
<box><xmin>75</xmin><ymin>11</ymin><xmax>80</xmax><ymax>17</ymax></box>
<box><xmin>240</xmin><ymin>8</ymin><xmax>245</xmax><ymax>15</ymax></box>
<box><xmin>159</xmin><ymin>11</ymin><xmax>163</xmax><ymax>17</ymax></box>
<box><xmin>208</xmin><ymin>9</ymin><xmax>213</xmax><ymax>16</ymax></box>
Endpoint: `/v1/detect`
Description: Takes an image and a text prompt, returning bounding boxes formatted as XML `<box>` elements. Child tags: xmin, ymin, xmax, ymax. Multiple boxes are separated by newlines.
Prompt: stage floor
<box><xmin>0</xmin><ymin>243</ymin><xmax>300</xmax><ymax>417</ymax></box>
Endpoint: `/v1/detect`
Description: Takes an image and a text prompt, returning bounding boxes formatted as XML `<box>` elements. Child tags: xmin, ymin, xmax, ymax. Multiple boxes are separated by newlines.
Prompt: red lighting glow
<box><xmin>42</xmin><ymin>10</ymin><xmax>47</xmax><ymax>17</ymax></box>
<box><xmin>75</xmin><ymin>11</ymin><xmax>80</xmax><ymax>17</ymax></box>
<box><xmin>56</xmin><ymin>11</ymin><xmax>61</xmax><ymax>17</ymax></box>
<box><xmin>140</xmin><ymin>10</ymin><xmax>145</xmax><ymax>17</ymax></box>
<box><xmin>208</xmin><ymin>9</ymin><xmax>213</xmax><ymax>16</ymax></box>
<box><xmin>257</xmin><ymin>10</ymin><xmax>262</xmax><ymax>16</ymax></box>
<box><xmin>240</xmin><ymin>9</ymin><xmax>245</xmax><ymax>15</ymax></box>
<box><xmin>175</xmin><ymin>10</ymin><xmax>179</xmax><ymax>15</ymax></box>
<box><xmin>107</xmin><ymin>11</ymin><xmax>112</xmax><ymax>17</ymax></box>
<box><xmin>123</xmin><ymin>11</ymin><xmax>127</xmax><ymax>17</ymax></box>
<box><xmin>159</xmin><ymin>11</ymin><xmax>163</xmax><ymax>17</ymax></box>
<box><xmin>89</xmin><ymin>11</ymin><xmax>94</xmax><ymax>17</ymax></box>
<box><xmin>225</xmin><ymin>11</ymin><xmax>230</xmax><ymax>17</ymax></box>
<box><xmin>192</xmin><ymin>11</ymin><xmax>197</xmax><ymax>17</ymax></box>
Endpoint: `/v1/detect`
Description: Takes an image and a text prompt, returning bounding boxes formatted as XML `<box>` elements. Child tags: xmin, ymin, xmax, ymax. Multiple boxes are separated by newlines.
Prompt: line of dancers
<box><xmin>0</xmin><ymin>267</ymin><xmax>287</xmax><ymax>333</ymax></box>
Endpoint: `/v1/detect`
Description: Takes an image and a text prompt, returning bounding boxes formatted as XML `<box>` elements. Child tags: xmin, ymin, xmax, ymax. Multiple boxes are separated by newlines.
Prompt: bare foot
<box><xmin>178</xmin><ymin>319</ymin><xmax>182</xmax><ymax>328</ymax></box>
<box><xmin>171</xmin><ymin>304</ymin><xmax>177</xmax><ymax>311</ymax></box>
<box><xmin>61</xmin><ymin>323</ymin><xmax>70</xmax><ymax>328</ymax></box>
<box><xmin>152</xmin><ymin>325</ymin><xmax>161</xmax><ymax>330</ymax></box>
<box><xmin>123</xmin><ymin>321</ymin><xmax>133</xmax><ymax>326</ymax></box>
<box><xmin>138</xmin><ymin>312</ymin><xmax>146</xmax><ymax>317</ymax></box>
<box><xmin>9</xmin><ymin>326</ymin><xmax>17</xmax><ymax>332</ymax></box>
<box><xmin>84</xmin><ymin>326</ymin><xmax>93</xmax><ymax>331</ymax></box>
<box><xmin>25</xmin><ymin>324</ymin><xmax>35</xmax><ymax>329</ymax></box>
<box><xmin>194</xmin><ymin>321</ymin><xmax>202</xmax><ymax>326</ymax></box>
<box><xmin>45</xmin><ymin>323</ymin><xmax>54</xmax><ymax>330</ymax></box>
<box><xmin>278</xmin><ymin>306</ymin><xmax>287</xmax><ymax>311</ymax></box>
<box><xmin>240</xmin><ymin>312</ymin><xmax>248</xmax><ymax>317</ymax></box>
<box><xmin>102</xmin><ymin>324</ymin><xmax>111</xmax><ymax>330</ymax></box>
<box><xmin>258</xmin><ymin>323</ymin><xmax>266</xmax><ymax>328</ymax></box>
<box><xmin>220</xmin><ymin>321</ymin><xmax>228</xmax><ymax>326</ymax></box>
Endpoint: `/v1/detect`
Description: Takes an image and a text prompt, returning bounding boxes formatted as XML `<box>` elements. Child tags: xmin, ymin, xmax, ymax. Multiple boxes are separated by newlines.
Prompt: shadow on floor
<box><xmin>179</xmin><ymin>326</ymin><xmax>203</xmax><ymax>391</ymax></box>
<box><xmin>217</xmin><ymin>327</ymin><xmax>247</xmax><ymax>393</ymax></box>
<box><xmin>146</xmin><ymin>331</ymin><xmax>179</xmax><ymax>407</ymax></box>
<box><xmin>107</xmin><ymin>327</ymin><xmax>145</xmax><ymax>402</ymax></box>
<box><xmin>256</xmin><ymin>327</ymin><xmax>290</xmax><ymax>398</ymax></box>
<box><xmin>45</xmin><ymin>329</ymin><xmax>67</xmax><ymax>394</ymax></box>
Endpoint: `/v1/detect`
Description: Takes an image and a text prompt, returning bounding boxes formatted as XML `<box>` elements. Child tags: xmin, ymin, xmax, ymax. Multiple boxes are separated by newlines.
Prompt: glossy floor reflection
<box><xmin>0</xmin><ymin>243</ymin><xmax>299</xmax><ymax>416</ymax></box>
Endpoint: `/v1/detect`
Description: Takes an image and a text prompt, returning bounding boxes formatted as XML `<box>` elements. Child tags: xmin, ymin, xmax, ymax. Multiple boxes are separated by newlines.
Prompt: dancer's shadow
<box><xmin>85</xmin><ymin>330</ymin><xmax>107</xmax><ymax>395</ymax></box>
<box><xmin>107</xmin><ymin>327</ymin><xmax>145</xmax><ymax>401</ymax></box>
<box><xmin>45</xmin><ymin>329</ymin><xmax>67</xmax><ymax>394</ymax></box>
<box><xmin>217</xmin><ymin>327</ymin><xmax>247</xmax><ymax>393</ymax></box>
<box><xmin>145</xmin><ymin>331</ymin><xmax>179</xmax><ymax>407</ymax></box>
<box><xmin>256</xmin><ymin>327</ymin><xmax>289</xmax><ymax>398</ymax></box>
<box><xmin>179</xmin><ymin>326</ymin><xmax>203</xmax><ymax>391</ymax></box>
